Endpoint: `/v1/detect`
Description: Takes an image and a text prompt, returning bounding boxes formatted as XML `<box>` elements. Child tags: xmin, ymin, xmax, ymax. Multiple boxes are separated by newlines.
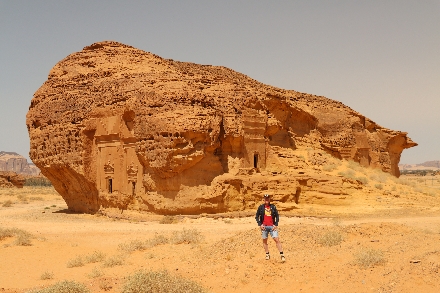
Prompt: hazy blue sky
<box><xmin>0</xmin><ymin>1</ymin><xmax>439</xmax><ymax>164</ymax></box>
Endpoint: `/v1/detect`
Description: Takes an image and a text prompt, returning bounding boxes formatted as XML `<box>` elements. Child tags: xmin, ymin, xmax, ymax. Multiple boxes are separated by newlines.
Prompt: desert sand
<box><xmin>1</xmin><ymin>169</ymin><xmax>440</xmax><ymax>293</ymax></box>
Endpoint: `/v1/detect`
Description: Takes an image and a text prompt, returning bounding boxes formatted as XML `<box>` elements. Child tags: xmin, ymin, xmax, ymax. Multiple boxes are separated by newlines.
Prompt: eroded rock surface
<box><xmin>26</xmin><ymin>41</ymin><xmax>417</xmax><ymax>214</ymax></box>
<box><xmin>0</xmin><ymin>171</ymin><xmax>25</xmax><ymax>188</ymax></box>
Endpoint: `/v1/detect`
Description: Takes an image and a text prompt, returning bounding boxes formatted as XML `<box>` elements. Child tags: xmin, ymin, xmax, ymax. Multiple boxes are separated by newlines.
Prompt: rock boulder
<box><xmin>26</xmin><ymin>41</ymin><xmax>416</xmax><ymax>214</ymax></box>
<box><xmin>0</xmin><ymin>171</ymin><xmax>25</xmax><ymax>188</ymax></box>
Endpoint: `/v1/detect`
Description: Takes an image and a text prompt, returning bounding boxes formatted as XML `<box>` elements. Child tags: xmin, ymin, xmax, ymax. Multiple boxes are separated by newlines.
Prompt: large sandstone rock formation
<box><xmin>0</xmin><ymin>151</ymin><xmax>40</xmax><ymax>176</ymax></box>
<box><xmin>0</xmin><ymin>171</ymin><xmax>25</xmax><ymax>188</ymax></box>
<box><xmin>26</xmin><ymin>41</ymin><xmax>416</xmax><ymax>214</ymax></box>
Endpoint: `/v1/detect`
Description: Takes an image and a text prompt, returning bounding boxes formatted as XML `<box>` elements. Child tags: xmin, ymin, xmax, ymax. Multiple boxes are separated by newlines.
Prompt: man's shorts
<box><xmin>261</xmin><ymin>226</ymin><xmax>279</xmax><ymax>239</ymax></box>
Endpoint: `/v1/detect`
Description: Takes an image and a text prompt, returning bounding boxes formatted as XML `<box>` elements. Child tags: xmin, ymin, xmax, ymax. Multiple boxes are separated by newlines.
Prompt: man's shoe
<box><xmin>265</xmin><ymin>254</ymin><xmax>270</xmax><ymax>260</ymax></box>
<box><xmin>281</xmin><ymin>255</ymin><xmax>286</xmax><ymax>262</ymax></box>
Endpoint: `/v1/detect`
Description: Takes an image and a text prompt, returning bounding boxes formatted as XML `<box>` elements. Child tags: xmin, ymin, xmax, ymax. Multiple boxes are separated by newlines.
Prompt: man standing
<box><xmin>255</xmin><ymin>194</ymin><xmax>285</xmax><ymax>262</ymax></box>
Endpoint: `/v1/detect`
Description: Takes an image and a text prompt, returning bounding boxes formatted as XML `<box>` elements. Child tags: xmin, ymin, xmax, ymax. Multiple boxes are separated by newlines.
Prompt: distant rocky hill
<box><xmin>399</xmin><ymin>160</ymin><xmax>440</xmax><ymax>171</ymax></box>
<box><xmin>0</xmin><ymin>151</ymin><xmax>40</xmax><ymax>176</ymax></box>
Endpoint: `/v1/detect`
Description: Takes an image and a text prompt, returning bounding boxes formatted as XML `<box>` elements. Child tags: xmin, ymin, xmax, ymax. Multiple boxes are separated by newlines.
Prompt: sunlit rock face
<box><xmin>26</xmin><ymin>41</ymin><xmax>416</xmax><ymax>214</ymax></box>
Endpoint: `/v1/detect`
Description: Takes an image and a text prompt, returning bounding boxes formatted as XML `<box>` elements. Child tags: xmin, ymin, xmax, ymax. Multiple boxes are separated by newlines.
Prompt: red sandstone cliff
<box><xmin>26</xmin><ymin>41</ymin><xmax>416</xmax><ymax>214</ymax></box>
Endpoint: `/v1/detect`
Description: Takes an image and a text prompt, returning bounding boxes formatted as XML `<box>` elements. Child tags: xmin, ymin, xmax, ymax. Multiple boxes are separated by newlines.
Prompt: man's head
<box><xmin>263</xmin><ymin>194</ymin><xmax>270</xmax><ymax>205</ymax></box>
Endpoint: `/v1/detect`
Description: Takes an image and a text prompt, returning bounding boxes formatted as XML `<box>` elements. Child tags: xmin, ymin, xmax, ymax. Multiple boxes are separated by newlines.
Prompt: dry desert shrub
<box><xmin>370</xmin><ymin>172</ymin><xmax>389</xmax><ymax>183</ymax></box>
<box><xmin>66</xmin><ymin>256</ymin><xmax>85</xmax><ymax>268</ymax></box>
<box><xmin>148</xmin><ymin>234</ymin><xmax>169</xmax><ymax>246</ymax></box>
<box><xmin>374</xmin><ymin>183</ymin><xmax>384</xmax><ymax>190</ymax></box>
<box><xmin>322</xmin><ymin>163</ymin><xmax>338</xmax><ymax>172</ymax></box>
<box><xmin>118</xmin><ymin>230</ymin><xmax>201</xmax><ymax>254</ymax></box>
<box><xmin>0</xmin><ymin>227</ymin><xmax>32</xmax><ymax>246</ymax></box>
<box><xmin>119</xmin><ymin>239</ymin><xmax>150</xmax><ymax>253</ymax></box>
<box><xmin>354</xmin><ymin>248</ymin><xmax>385</xmax><ymax>268</ymax></box>
<box><xmin>337</xmin><ymin>170</ymin><xmax>368</xmax><ymax>185</ymax></box>
<box><xmin>26</xmin><ymin>280</ymin><xmax>89</xmax><ymax>293</ymax></box>
<box><xmin>87</xmin><ymin>267</ymin><xmax>103</xmax><ymax>279</ymax></box>
<box><xmin>119</xmin><ymin>235</ymin><xmax>169</xmax><ymax>253</ymax></box>
<box><xmin>25</xmin><ymin>177</ymin><xmax>52</xmax><ymax>187</ymax></box>
<box><xmin>159</xmin><ymin>215</ymin><xmax>178</xmax><ymax>224</ymax></box>
<box><xmin>29</xmin><ymin>196</ymin><xmax>44</xmax><ymax>201</ymax></box>
<box><xmin>171</xmin><ymin>228</ymin><xmax>203</xmax><ymax>244</ymax></box>
<box><xmin>355</xmin><ymin>176</ymin><xmax>368</xmax><ymax>185</ymax></box>
<box><xmin>40</xmin><ymin>271</ymin><xmax>54</xmax><ymax>280</ymax></box>
<box><xmin>318</xmin><ymin>231</ymin><xmax>343</xmax><ymax>247</ymax></box>
<box><xmin>338</xmin><ymin>170</ymin><xmax>355</xmax><ymax>179</ymax></box>
<box><xmin>99</xmin><ymin>280</ymin><xmax>112</xmax><ymax>291</ymax></box>
<box><xmin>17</xmin><ymin>194</ymin><xmax>28</xmax><ymax>203</ymax></box>
<box><xmin>84</xmin><ymin>250</ymin><xmax>106</xmax><ymax>264</ymax></box>
<box><xmin>14</xmin><ymin>230</ymin><xmax>33</xmax><ymax>246</ymax></box>
<box><xmin>399</xmin><ymin>178</ymin><xmax>416</xmax><ymax>188</ymax></box>
<box><xmin>347</xmin><ymin>160</ymin><xmax>363</xmax><ymax>172</ymax></box>
<box><xmin>2</xmin><ymin>200</ymin><xmax>13</xmax><ymax>207</ymax></box>
<box><xmin>121</xmin><ymin>270</ymin><xmax>208</xmax><ymax>293</ymax></box>
<box><xmin>102</xmin><ymin>254</ymin><xmax>125</xmax><ymax>268</ymax></box>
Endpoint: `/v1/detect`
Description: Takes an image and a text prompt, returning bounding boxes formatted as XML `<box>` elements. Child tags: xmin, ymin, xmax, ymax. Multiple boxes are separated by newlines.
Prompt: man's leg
<box><xmin>262</xmin><ymin>229</ymin><xmax>270</xmax><ymax>260</ymax></box>
<box><xmin>273</xmin><ymin>237</ymin><xmax>283</xmax><ymax>252</ymax></box>
<box><xmin>262</xmin><ymin>238</ymin><xmax>269</xmax><ymax>253</ymax></box>
<box><xmin>273</xmin><ymin>236</ymin><xmax>285</xmax><ymax>262</ymax></box>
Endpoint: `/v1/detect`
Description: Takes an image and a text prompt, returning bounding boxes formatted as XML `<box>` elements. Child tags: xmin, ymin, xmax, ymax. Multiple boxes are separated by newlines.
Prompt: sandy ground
<box><xmin>1</xmin><ymin>187</ymin><xmax>440</xmax><ymax>293</ymax></box>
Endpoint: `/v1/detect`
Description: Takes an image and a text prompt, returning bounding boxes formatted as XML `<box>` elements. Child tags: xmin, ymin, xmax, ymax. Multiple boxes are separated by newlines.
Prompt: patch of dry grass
<box><xmin>17</xmin><ymin>194</ymin><xmax>29</xmax><ymax>203</ymax></box>
<box><xmin>121</xmin><ymin>270</ymin><xmax>208</xmax><ymax>293</ymax></box>
<box><xmin>0</xmin><ymin>227</ymin><xmax>16</xmax><ymax>240</ymax></box>
<box><xmin>2</xmin><ymin>200</ymin><xmax>13</xmax><ymax>207</ymax></box>
<box><xmin>0</xmin><ymin>227</ymin><xmax>32</xmax><ymax>246</ymax></box>
<box><xmin>347</xmin><ymin>160</ymin><xmax>364</xmax><ymax>172</ymax></box>
<box><xmin>354</xmin><ymin>248</ymin><xmax>386</xmax><ymax>268</ymax></box>
<box><xmin>118</xmin><ymin>229</ymin><xmax>202</xmax><ymax>254</ymax></box>
<box><xmin>0</xmin><ymin>186</ymin><xmax>59</xmax><ymax>198</ymax></box>
<box><xmin>171</xmin><ymin>228</ymin><xmax>203</xmax><ymax>244</ymax></box>
<box><xmin>374</xmin><ymin>183</ymin><xmax>384</xmax><ymax>190</ymax></box>
<box><xmin>40</xmin><ymin>271</ymin><xmax>54</xmax><ymax>280</ymax></box>
<box><xmin>87</xmin><ymin>267</ymin><xmax>104</xmax><ymax>279</ymax></box>
<box><xmin>29</xmin><ymin>196</ymin><xmax>44</xmax><ymax>201</ymax></box>
<box><xmin>84</xmin><ymin>250</ymin><xmax>106</xmax><ymax>264</ymax></box>
<box><xmin>148</xmin><ymin>234</ymin><xmax>169</xmax><ymax>247</ymax></box>
<box><xmin>159</xmin><ymin>215</ymin><xmax>178</xmax><ymax>224</ymax></box>
<box><xmin>119</xmin><ymin>234</ymin><xmax>170</xmax><ymax>253</ymax></box>
<box><xmin>118</xmin><ymin>239</ymin><xmax>150</xmax><ymax>253</ymax></box>
<box><xmin>67</xmin><ymin>251</ymin><xmax>105</xmax><ymax>268</ymax></box>
<box><xmin>322</xmin><ymin>163</ymin><xmax>338</xmax><ymax>172</ymax></box>
<box><xmin>14</xmin><ymin>230</ymin><xmax>32</xmax><ymax>246</ymax></box>
<box><xmin>27</xmin><ymin>280</ymin><xmax>89</xmax><ymax>293</ymax></box>
<box><xmin>102</xmin><ymin>254</ymin><xmax>126</xmax><ymax>268</ymax></box>
<box><xmin>66</xmin><ymin>256</ymin><xmax>85</xmax><ymax>268</ymax></box>
<box><xmin>337</xmin><ymin>169</ymin><xmax>368</xmax><ymax>185</ymax></box>
<box><xmin>318</xmin><ymin>231</ymin><xmax>343</xmax><ymax>247</ymax></box>
<box><xmin>370</xmin><ymin>172</ymin><xmax>389</xmax><ymax>183</ymax></box>
<box><xmin>99</xmin><ymin>280</ymin><xmax>112</xmax><ymax>291</ymax></box>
